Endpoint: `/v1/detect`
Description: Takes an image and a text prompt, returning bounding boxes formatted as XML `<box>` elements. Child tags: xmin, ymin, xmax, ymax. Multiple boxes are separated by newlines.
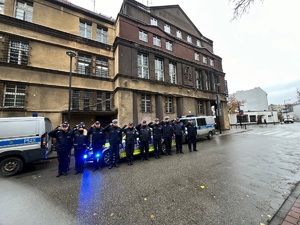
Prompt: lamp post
<box><xmin>215</xmin><ymin>83</ymin><xmax>222</xmax><ymax>134</ymax></box>
<box><xmin>66</xmin><ymin>50</ymin><xmax>76</xmax><ymax>123</ymax></box>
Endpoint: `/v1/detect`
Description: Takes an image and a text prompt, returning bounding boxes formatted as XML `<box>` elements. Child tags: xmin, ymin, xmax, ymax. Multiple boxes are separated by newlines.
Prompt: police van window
<box><xmin>180</xmin><ymin>119</ymin><xmax>188</xmax><ymax>125</ymax></box>
<box><xmin>197</xmin><ymin>118</ymin><xmax>206</xmax><ymax>126</ymax></box>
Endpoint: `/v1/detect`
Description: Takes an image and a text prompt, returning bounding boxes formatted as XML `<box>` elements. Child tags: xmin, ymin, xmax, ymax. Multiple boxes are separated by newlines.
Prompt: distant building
<box><xmin>235</xmin><ymin>87</ymin><xmax>268</xmax><ymax>111</ymax></box>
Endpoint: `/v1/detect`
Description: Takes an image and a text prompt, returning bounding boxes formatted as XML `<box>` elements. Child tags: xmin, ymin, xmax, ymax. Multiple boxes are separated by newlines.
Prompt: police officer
<box><xmin>161</xmin><ymin>116</ymin><xmax>174</xmax><ymax>156</ymax></box>
<box><xmin>173</xmin><ymin>117</ymin><xmax>185</xmax><ymax>154</ymax></box>
<box><xmin>135</xmin><ymin>120</ymin><xmax>151</xmax><ymax>161</ymax></box>
<box><xmin>72</xmin><ymin>122</ymin><xmax>89</xmax><ymax>174</ymax></box>
<box><xmin>148</xmin><ymin>118</ymin><xmax>163</xmax><ymax>159</ymax></box>
<box><xmin>88</xmin><ymin>121</ymin><xmax>106</xmax><ymax>171</ymax></box>
<box><xmin>122</xmin><ymin>122</ymin><xmax>137</xmax><ymax>165</ymax></box>
<box><xmin>49</xmin><ymin>121</ymin><xmax>72</xmax><ymax>177</ymax></box>
<box><xmin>103</xmin><ymin>119</ymin><xmax>122</xmax><ymax>169</ymax></box>
<box><xmin>185</xmin><ymin>119</ymin><xmax>198</xmax><ymax>152</ymax></box>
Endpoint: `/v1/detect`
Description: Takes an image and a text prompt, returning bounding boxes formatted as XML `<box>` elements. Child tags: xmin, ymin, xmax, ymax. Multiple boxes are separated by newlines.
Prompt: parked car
<box><xmin>0</xmin><ymin>117</ymin><xmax>52</xmax><ymax>176</ymax></box>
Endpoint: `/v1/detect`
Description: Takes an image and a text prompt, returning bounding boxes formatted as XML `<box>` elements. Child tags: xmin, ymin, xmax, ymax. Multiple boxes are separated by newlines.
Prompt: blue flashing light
<box><xmin>83</xmin><ymin>154</ymin><xmax>88</xmax><ymax>159</ymax></box>
<box><xmin>95</xmin><ymin>153</ymin><xmax>101</xmax><ymax>158</ymax></box>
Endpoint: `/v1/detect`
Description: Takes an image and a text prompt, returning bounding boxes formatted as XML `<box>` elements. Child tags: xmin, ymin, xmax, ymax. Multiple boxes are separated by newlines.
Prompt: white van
<box><xmin>0</xmin><ymin>117</ymin><xmax>52</xmax><ymax>176</ymax></box>
<box><xmin>179</xmin><ymin>115</ymin><xmax>216</xmax><ymax>142</ymax></box>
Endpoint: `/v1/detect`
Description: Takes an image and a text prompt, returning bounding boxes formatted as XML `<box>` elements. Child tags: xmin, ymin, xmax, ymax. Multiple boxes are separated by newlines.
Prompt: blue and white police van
<box><xmin>179</xmin><ymin>115</ymin><xmax>216</xmax><ymax>143</ymax></box>
<box><xmin>0</xmin><ymin>117</ymin><xmax>52</xmax><ymax>176</ymax></box>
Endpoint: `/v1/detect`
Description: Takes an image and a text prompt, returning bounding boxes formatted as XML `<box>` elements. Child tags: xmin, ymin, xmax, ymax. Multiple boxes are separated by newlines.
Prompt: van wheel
<box><xmin>207</xmin><ymin>132</ymin><xmax>213</xmax><ymax>140</ymax></box>
<box><xmin>101</xmin><ymin>150</ymin><xmax>110</xmax><ymax>166</ymax></box>
<box><xmin>0</xmin><ymin>157</ymin><xmax>24</xmax><ymax>176</ymax></box>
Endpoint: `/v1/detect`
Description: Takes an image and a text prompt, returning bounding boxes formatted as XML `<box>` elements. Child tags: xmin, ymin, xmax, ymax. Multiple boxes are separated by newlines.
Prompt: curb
<box><xmin>268</xmin><ymin>182</ymin><xmax>300</xmax><ymax>225</ymax></box>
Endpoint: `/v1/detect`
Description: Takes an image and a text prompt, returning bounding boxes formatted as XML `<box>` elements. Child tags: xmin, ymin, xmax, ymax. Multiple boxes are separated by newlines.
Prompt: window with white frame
<box><xmin>137</xmin><ymin>53</ymin><xmax>149</xmax><ymax>79</ymax></box>
<box><xmin>196</xmin><ymin>40</ymin><xmax>201</xmax><ymax>47</ymax></box>
<box><xmin>4</xmin><ymin>83</ymin><xmax>26</xmax><ymax>108</ymax></box>
<box><xmin>203</xmin><ymin>73</ymin><xmax>208</xmax><ymax>90</ymax></box>
<box><xmin>164</xmin><ymin>24</ymin><xmax>170</xmax><ymax>33</ymax></box>
<box><xmin>194</xmin><ymin>52</ymin><xmax>199</xmax><ymax>61</ymax></box>
<box><xmin>79</xmin><ymin>20</ymin><xmax>92</xmax><ymax>39</ymax></box>
<box><xmin>166</xmin><ymin>41</ymin><xmax>173</xmax><ymax>51</ymax></box>
<box><xmin>8</xmin><ymin>38</ymin><xmax>29</xmax><ymax>65</ymax></box>
<box><xmin>155</xmin><ymin>58</ymin><xmax>164</xmax><ymax>81</ymax></box>
<box><xmin>153</xmin><ymin>36</ymin><xmax>161</xmax><ymax>47</ymax></box>
<box><xmin>139</xmin><ymin>30</ymin><xmax>148</xmax><ymax>42</ymax></box>
<box><xmin>0</xmin><ymin>0</ymin><xmax>5</xmax><ymax>14</ymax></box>
<box><xmin>96</xmin><ymin>26</ymin><xmax>108</xmax><ymax>44</ymax></box>
<box><xmin>165</xmin><ymin>97</ymin><xmax>173</xmax><ymax>113</ymax></box>
<box><xmin>197</xmin><ymin>100</ymin><xmax>204</xmax><ymax>114</ymax></box>
<box><xmin>150</xmin><ymin>17</ymin><xmax>157</xmax><ymax>26</ymax></box>
<box><xmin>96</xmin><ymin>58</ymin><xmax>109</xmax><ymax>78</ymax></box>
<box><xmin>195</xmin><ymin>70</ymin><xmax>202</xmax><ymax>89</ymax></box>
<box><xmin>141</xmin><ymin>94</ymin><xmax>151</xmax><ymax>113</ymax></box>
<box><xmin>169</xmin><ymin>63</ymin><xmax>177</xmax><ymax>84</ymax></box>
<box><xmin>210</xmin><ymin>58</ymin><xmax>215</xmax><ymax>66</ymax></box>
<box><xmin>176</xmin><ymin>30</ymin><xmax>182</xmax><ymax>39</ymax></box>
<box><xmin>206</xmin><ymin>73</ymin><xmax>211</xmax><ymax>90</ymax></box>
<box><xmin>77</xmin><ymin>54</ymin><xmax>92</xmax><ymax>75</ymax></box>
<box><xmin>187</xmin><ymin>35</ymin><xmax>192</xmax><ymax>43</ymax></box>
<box><xmin>83</xmin><ymin>91</ymin><xmax>90</xmax><ymax>110</ymax></box>
<box><xmin>203</xmin><ymin>56</ymin><xmax>208</xmax><ymax>64</ymax></box>
<box><xmin>15</xmin><ymin>0</ymin><xmax>33</xmax><ymax>22</ymax></box>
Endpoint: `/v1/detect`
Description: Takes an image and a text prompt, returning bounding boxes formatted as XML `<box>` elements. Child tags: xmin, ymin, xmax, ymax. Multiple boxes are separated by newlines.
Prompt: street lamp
<box><xmin>66</xmin><ymin>50</ymin><xmax>76</xmax><ymax>123</ymax></box>
<box><xmin>215</xmin><ymin>83</ymin><xmax>222</xmax><ymax>134</ymax></box>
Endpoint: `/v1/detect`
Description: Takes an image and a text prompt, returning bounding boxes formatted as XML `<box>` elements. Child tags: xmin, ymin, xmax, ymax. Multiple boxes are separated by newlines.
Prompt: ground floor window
<box><xmin>4</xmin><ymin>83</ymin><xmax>25</xmax><ymax>108</ymax></box>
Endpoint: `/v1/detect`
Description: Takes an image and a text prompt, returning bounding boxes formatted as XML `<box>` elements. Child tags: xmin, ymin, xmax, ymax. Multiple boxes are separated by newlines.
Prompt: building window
<box><xmin>176</xmin><ymin>30</ymin><xmax>182</xmax><ymax>39</ymax></box>
<box><xmin>105</xmin><ymin>93</ymin><xmax>111</xmax><ymax>111</ymax></box>
<box><xmin>137</xmin><ymin>53</ymin><xmax>149</xmax><ymax>79</ymax></box>
<box><xmin>77</xmin><ymin>54</ymin><xmax>92</xmax><ymax>75</ymax></box>
<box><xmin>141</xmin><ymin>94</ymin><xmax>151</xmax><ymax>113</ymax></box>
<box><xmin>164</xmin><ymin>24</ymin><xmax>170</xmax><ymax>33</ymax></box>
<box><xmin>72</xmin><ymin>90</ymin><xmax>80</xmax><ymax>110</ymax></box>
<box><xmin>197</xmin><ymin>100</ymin><xmax>204</xmax><ymax>114</ymax></box>
<box><xmin>169</xmin><ymin>63</ymin><xmax>177</xmax><ymax>84</ymax></box>
<box><xmin>96</xmin><ymin>92</ymin><xmax>102</xmax><ymax>111</ymax></box>
<box><xmin>150</xmin><ymin>17</ymin><xmax>157</xmax><ymax>26</ymax></box>
<box><xmin>196</xmin><ymin>40</ymin><xmax>201</xmax><ymax>47</ymax></box>
<box><xmin>155</xmin><ymin>58</ymin><xmax>164</xmax><ymax>81</ymax></box>
<box><xmin>166</xmin><ymin>41</ymin><xmax>173</xmax><ymax>51</ymax></box>
<box><xmin>79</xmin><ymin>20</ymin><xmax>92</xmax><ymax>39</ymax></box>
<box><xmin>194</xmin><ymin>52</ymin><xmax>199</xmax><ymax>61</ymax></box>
<box><xmin>210</xmin><ymin>58</ymin><xmax>215</xmax><ymax>66</ymax></box>
<box><xmin>196</xmin><ymin>70</ymin><xmax>203</xmax><ymax>89</ymax></box>
<box><xmin>203</xmin><ymin>56</ymin><xmax>208</xmax><ymax>64</ymax></box>
<box><xmin>96</xmin><ymin>58</ymin><xmax>109</xmax><ymax>78</ymax></box>
<box><xmin>15</xmin><ymin>0</ymin><xmax>33</xmax><ymax>22</ymax></box>
<box><xmin>4</xmin><ymin>83</ymin><xmax>25</xmax><ymax>108</ymax></box>
<box><xmin>83</xmin><ymin>91</ymin><xmax>90</xmax><ymax>110</ymax></box>
<box><xmin>153</xmin><ymin>36</ymin><xmax>161</xmax><ymax>47</ymax></box>
<box><xmin>96</xmin><ymin>26</ymin><xmax>108</xmax><ymax>44</ymax></box>
<box><xmin>0</xmin><ymin>0</ymin><xmax>5</xmax><ymax>14</ymax></box>
<box><xmin>139</xmin><ymin>30</ymin><xmax>148</xmax><ymax>42</ymax></box>
<box><xmin>187</xmin><ymin>35</ymin><xmax>192</xmax><ymax>43</ymax></box>
<box><xmin>165</xmin><ymin>97</ymin><xmax>173</xmax><ymax>113</ymax></box>
<box><xmin>8</xmin><ymin>38</ymin><xmax>29</xmax><ymax>65</ymax></box>
<box><xmin>206</xmin><ymin>73</ymin><xmax>211</xmax><ymax>90</ymax></box>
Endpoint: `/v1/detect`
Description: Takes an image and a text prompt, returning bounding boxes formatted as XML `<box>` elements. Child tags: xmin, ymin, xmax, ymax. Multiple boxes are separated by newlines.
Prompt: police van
<box><xmin>0</xmin><ymin>117</ymin><xmax>52</xmax><ymax>176</ymax></box>
<box><xmin>179</xmin><ymin>115</ymin><xmax>216</xmax><ymax>142</ymax></box>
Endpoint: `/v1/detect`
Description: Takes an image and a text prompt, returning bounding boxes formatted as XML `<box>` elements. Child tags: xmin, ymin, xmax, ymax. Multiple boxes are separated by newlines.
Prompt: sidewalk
<box><xmin>268</xmin><ymin>182</ymin><xmax>300</xmax><ymax>225</ymax></box>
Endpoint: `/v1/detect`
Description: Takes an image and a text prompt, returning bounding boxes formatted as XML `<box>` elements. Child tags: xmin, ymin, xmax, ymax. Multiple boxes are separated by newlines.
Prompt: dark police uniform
<box><xmin>136</xmin><ymin>121</ymin><xmax>151</xmax><ymax>161</ymax></box>
<box><xmin>161</xmin><ymin>117</ymin><xmax>174</xmax><ymax>155</ymax></box>
<box><xmin>88</xmin><ymin>122</ymin><xmax>106</xmax><ymax>171</ymax></box>
<box><xmin>49</xmin><ymin>122</ymin><xmax>72</xmax><ymax>177</ymax></box>
<box><xmin>72</xmin><ymin>124</ymin><xmax>89</xmax><ymax>174</ymax></box>
<box><xmin>173</xmin><ymin>119</ymin><xmax>185</xmax><ymax>154</ymax></box>
<box><xmin>122</xmin><ymin>123</ymin><xmax>137</xmax><ymax>165</ymax></box>
<box><xmin>148</xmin><ymin>118</ymin><xmax>163</xmax><ymax>158</ymax></box>
<box><xmin>103</xmin><ymin>119</ymin><xmax>122</xmax><ymax>169</ymax></box>
<box><xmin>185</xmin><ymin>120</ymin><xmax>198</xmax><ymax>152</ymax></box>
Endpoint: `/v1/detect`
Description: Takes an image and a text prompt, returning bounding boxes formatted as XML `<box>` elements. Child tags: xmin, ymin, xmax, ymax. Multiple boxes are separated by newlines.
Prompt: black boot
<box><xmin>108</xmin><ymin>164</ymin><xmax>113</xmax><ymax>169</ymax></box>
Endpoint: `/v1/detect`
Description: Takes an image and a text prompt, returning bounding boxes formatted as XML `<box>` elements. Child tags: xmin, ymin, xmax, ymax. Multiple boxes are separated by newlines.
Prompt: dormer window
<box><xmin>176</xmin><ymin>30</ymin><xmax>182</xmax><ymax>39</ymax></box>
<box><xmin>187</xmin><ymin>35</ymin><xmax>192</xmax><ymax>43</ymax></box>
<box><xmin>197</xmin><ymin>40</ymin><xmax>201</xmax><ymax>47</ymax></box>
<box><xmin>164</xmin><ymin>24</ymin><xmax>171</xmax><ymax>33</ymax></box>
<box><xmin>150</xmin><ymin>17</ymin><xmax>157</xmax><ymax>26</ymax></box>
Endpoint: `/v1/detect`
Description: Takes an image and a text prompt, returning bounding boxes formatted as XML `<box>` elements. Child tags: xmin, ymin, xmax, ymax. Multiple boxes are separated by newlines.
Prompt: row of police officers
<box><xmin>49</xmin><ymin>116</ymin><xmax>198</xmax><ymax>177</ymax></box>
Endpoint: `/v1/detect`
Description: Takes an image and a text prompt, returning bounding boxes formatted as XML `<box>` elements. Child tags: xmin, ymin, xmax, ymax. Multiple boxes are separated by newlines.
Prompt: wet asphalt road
<box><xmin>1</xmin><ymin>123</ymin><xmax>300</xmax><ymax>225</ymax></box>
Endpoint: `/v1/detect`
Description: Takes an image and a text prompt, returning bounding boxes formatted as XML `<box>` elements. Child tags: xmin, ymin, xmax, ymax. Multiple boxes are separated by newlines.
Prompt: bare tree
<box><xmin>297</xmin><ymin>88</ymin><xmax>300</xmax><ymax>101</ymax></box>
<box><xmin>230</xmin><ymin>0</ymin><xmax>264</xmax><ymax>20</ymax></box>
<box><xmin>227</xmin><ymin>94</ymin><xmax>246</xmax><ymax>114</ymax></box>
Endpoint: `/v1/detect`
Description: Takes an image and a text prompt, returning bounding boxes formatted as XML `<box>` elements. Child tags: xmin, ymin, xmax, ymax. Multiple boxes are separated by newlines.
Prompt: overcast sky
<box><xmin>70</xmin><ymin>0</ymin><xmax>300</xmax><ymax>105</ymax></box>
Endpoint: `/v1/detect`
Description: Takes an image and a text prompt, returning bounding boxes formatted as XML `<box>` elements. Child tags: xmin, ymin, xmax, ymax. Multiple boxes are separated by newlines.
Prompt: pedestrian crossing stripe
<box><xmin>246</xmin><ymin>131</ymin><xmax>299</xmax><ymax>137</ymax></box>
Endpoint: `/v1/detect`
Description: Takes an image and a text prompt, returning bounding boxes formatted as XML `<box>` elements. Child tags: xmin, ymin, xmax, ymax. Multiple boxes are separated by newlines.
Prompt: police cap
<box><xmin>112</xmin><ymin>119</ymin><xmax>118</xmax><ymax>124</ymax></box>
